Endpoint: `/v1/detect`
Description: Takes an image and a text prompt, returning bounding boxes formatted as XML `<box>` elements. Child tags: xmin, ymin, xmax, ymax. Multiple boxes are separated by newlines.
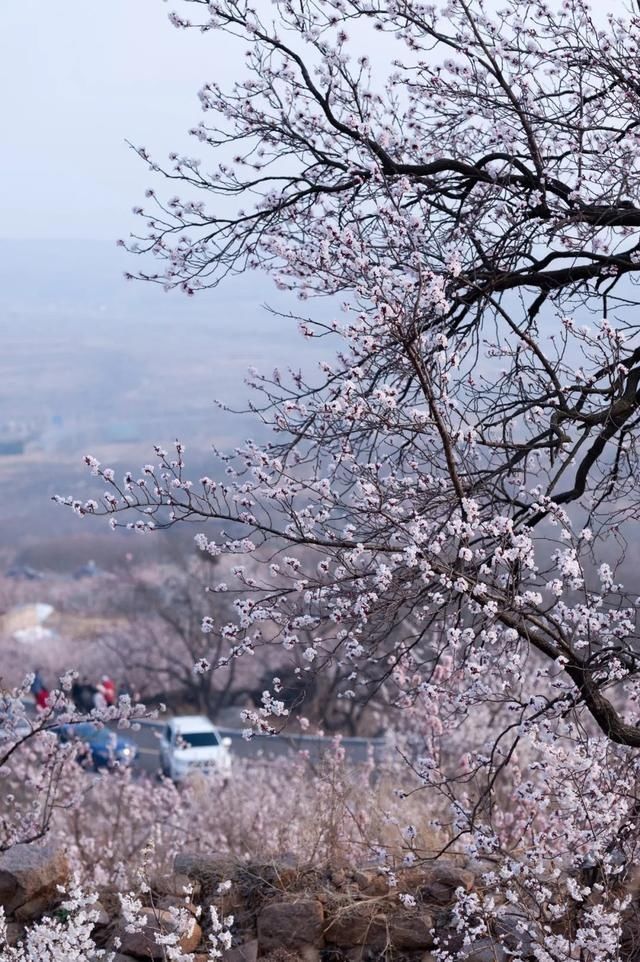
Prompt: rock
<box><xmin>458</xmin><ymin>938</ymin><xmax>507</xmax><ymax>962</ymax></box>
<box><xmin>399</xmin><ymin>862</ymin><xmax>475</xmax><ymax>905</ymax></box>
<box><xmin>150</xmin><ymin>872</ymin><xmax>200</xmax><ymax>899</ymax></box>
<box><xmin>258</xmin><ymin>899</ymin><xmax>324</xmax><ymax>950</ymax></box>
<box><xmin>388</xmin><ymin>911</ymin><xmax>435</xmax><ymax>949</ymax></box>
<box><xmin>114</xmin><ymin>907</ymin><xmax>202</xmax><ymax>959</ymax></box>
<box><xmin>353</xmin><ymin>869</ymin><xmax>389</xmax><ymax>897</ymax></box>
<box><xmin>156</xmin><ymin>896</ymin><xmax>199</xmax><ymax>916</ymax></box>
<box><xmin>431</xmin><ymin>921</ymin><xmax>464</xmax><ymax>957</ymax></box>
<box><xmin>1</xmin><ymin>922</ymin><xmax>24</xmax><ymax>947</ymax></box>
<box><xmin>215</xmin><ymin>886</ymin><xmax>247</xmax><ymax>919</ymax></box>
<box><xmin>174</xmin><ymin>853</ymin><xmax>235</xmax><ymax>911</ymax></box>
<box><xmin>253</xmin><ymin>856</ymin><xmax>300</xmax><ymax>887</ymax></box>
<box><xmin>325</xmin><ymin>901</ymin><xmax>388</xmax><ymax>946</ymax></box>
<box><xmin>325</xmin><ymin>900</ymin><xmax>434</xmax><ymax>950</ymax></box>
<box><xmin>93</xmin><ymin>901</ymin><xmax>111</xmax><ymax>928</ymax></box>
<box><xmin>0</xmin><ymin>842</ymin><xmax>69</xmax><ymax>913</ymax></box>
<box><xmin>492</xmin><ymin>910</ymin><xmax>537</xmax><ymax>957</ymax></box>
<box><xmin>222</xmin><ymin>938</ymin><xmax>259</xmax><ymax>962</ymax></box>
<box><xmin>14</xmin><ymin>895</ymin><xmax>56</xmax><ymax>922</ymax></box>
<box><xmin>174</xmin><ymin>853</ymin><xmax>236</xmax><ymax>884</ymax></box>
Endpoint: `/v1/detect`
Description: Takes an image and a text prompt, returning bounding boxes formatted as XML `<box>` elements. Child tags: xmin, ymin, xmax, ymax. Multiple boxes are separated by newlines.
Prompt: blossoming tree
<box><xmin>75</xmin><ymin>0</ymin><xmax>640</xmax><ymax>747</ymax></box>
<box><xmin>58</xmin><ymin>0</ymin><xmax>640</xmax><ymax>956</ymax></box>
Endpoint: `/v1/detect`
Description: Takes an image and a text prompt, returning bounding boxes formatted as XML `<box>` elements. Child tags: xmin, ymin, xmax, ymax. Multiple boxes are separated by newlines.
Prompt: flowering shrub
<box><xmin>0</xmin><ymin>677</ymin><xmax>147</xmax><ymax>852</ymax></box>
<box><xmin>55</xmin><ymin>744</ymin><xmax>427</xmax><ymax>888</ymax></box>
<box><xmin>0</xmin><ymin>878</ymin><xmax>233</xmax><ymax>962</ymax></box>
<box><xmin>4</xmin><ymin>730</ymin><xmax>640</xmax><ymax>959</ymax></box>
<box><xmin>0</xmin><ymin>884</ymin><xmax>109</xmax><ymax>962</ymax></box>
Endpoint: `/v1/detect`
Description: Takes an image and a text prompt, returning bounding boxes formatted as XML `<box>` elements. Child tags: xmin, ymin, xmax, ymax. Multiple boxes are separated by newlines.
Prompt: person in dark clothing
<box><xmin>71</xmin><ymin>680</ymin><xmax>84</xmax><ymax>711</ymax></box>
<box><xmin>84</xmin><ymin>684</ymin><xmax>99</xmax><ymax>712</ymax></box>
<box><xmin>72</xmin><ymin>679</ymin><xmax>98</xmax><ymax>713</ymax></box>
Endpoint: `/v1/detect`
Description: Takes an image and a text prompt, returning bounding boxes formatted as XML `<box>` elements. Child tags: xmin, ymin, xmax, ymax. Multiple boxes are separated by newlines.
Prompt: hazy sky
<box><xmin>3</xmin><ymin>0</ymin><xmax>626</xmax><ymax>244</ymax></box>
<box><xmin>2</xmin><ymin>0</ymin><xmax>398</xmax><ymax>245</ymax></box>
<box><xmin>1</xmin><ymin>0</ymin><xmax>234</xmax><ymax>241</ymax></box>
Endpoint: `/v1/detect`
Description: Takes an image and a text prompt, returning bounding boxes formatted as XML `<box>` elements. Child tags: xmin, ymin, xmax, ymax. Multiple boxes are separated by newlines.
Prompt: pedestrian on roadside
<box><xmin>79</xmin><ymin>679</ymin><xmax>98</xmax><ymax>713</ymax></box>
<box><xmin>30</xmin><ymin>668</ymin><xmax>45</xmax><ymax>699</ymax></box>
<box><xmin>71</xmin><ymin>679</ymin><xmax>83</xmax><ymax>711</ymax></box>
<box><xmin>35</xmin><ymin>685</ymin><xmax>50</xmax><ymax>712</ymax></box>
<box><xmin>100</xmin><ymin>675</ymin><xmax>116</xmax><ymax>706</ymax></box>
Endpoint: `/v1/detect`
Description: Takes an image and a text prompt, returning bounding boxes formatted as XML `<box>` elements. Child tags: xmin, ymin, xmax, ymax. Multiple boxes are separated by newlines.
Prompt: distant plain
<box><xmin>0</xmin><ymin>239</ymin><xmax>321</xmax><ymax>566</ymax></box>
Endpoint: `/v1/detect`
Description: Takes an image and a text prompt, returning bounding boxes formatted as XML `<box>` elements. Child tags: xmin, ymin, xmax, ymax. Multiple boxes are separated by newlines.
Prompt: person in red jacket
<box><xmin>100</xmin><ymin>675</ymin><xmax>116</xmax><ymax>707</ymax></box>
<box><xmin>35</xmin><ymin>686</ymin><xmax>50</xmax><ymax>711</ymax></box>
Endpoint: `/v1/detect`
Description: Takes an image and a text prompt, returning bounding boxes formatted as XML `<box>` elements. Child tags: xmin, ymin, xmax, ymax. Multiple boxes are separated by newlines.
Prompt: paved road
<box><xmin>19</xmin><ymin>700</ymin><xmax>386</xmax><ymax>776</ymax></box>
<box><xmin>130</xmin><ymin>719</ymin><xmax>386</xmax><ymax>775</ymax></box>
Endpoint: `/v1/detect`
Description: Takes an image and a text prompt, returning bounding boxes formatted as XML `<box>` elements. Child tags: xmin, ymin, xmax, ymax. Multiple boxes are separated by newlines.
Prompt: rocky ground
<box><xmin>0</xmin><ymin>841</ymin><xmax>540</xmax><ymax>961</ymax></box>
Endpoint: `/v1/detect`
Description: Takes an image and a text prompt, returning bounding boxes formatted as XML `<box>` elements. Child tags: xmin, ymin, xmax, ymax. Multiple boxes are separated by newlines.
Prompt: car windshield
<box><xmin>69</xmin><ymin>723</ymin><xmax>100</xmax><ymax>740</ymax></box>
<box><xmin>177</xmin><ymin>731</ymin><xmax>219</xmax><ymax>748</ymax></box>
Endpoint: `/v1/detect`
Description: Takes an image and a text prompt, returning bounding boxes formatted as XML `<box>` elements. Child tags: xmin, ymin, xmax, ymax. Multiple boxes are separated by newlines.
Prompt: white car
<box><xmin>159</xmin><ymin>715</ymin><xmax>232</xmax><ymax>783</ymax></box>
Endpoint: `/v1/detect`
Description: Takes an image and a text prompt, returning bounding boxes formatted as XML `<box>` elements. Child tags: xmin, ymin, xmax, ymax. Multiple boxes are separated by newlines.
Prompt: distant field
<box><xmin>0</xmin><ymin>239</ymin><xmax>327</xmax><ymax>559</ymax></box>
